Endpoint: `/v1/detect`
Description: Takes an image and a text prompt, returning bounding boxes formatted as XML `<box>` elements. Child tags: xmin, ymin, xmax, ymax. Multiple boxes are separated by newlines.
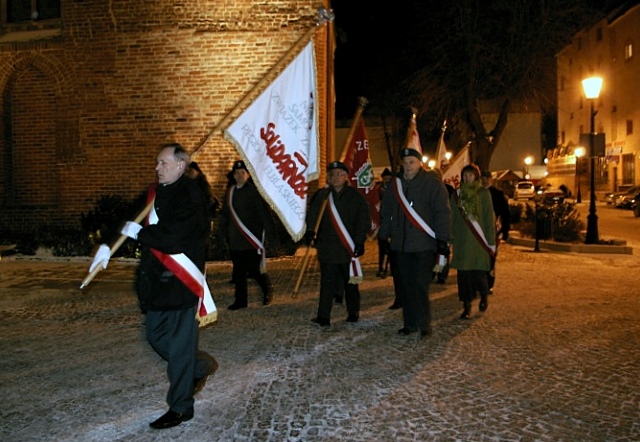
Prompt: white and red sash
<box><xmin>392</xmin><ymin>177</ymin><xmax>436</xmax><ymax>238</ymax></box>
<box><xmin>146</xmin><ymin>187</ymin><xmax>217</xmax><ymax>327</ymax></box>
<box><xmin>327</xmin><ymin>192</ymin><xmax>363</xmax><ymax>284</ymax></box>
<box><xmin>228</xmin><ymin>185</ymin><xmax>267</xmax><ymax>274</ymax></box>
<box><xmin>453</xmin><ymin>189</ymin><xmax>496</xmax><ymax>260</ymax></box>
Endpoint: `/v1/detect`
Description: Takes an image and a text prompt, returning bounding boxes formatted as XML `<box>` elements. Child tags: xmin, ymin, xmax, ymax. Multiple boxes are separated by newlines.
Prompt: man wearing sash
<box><xmin>115</xmin><ymin>143</ymin><xmax>218</xmax><ymax>429</ymax></box>
<box><xmin>450</xmin><ymin>164</ymin><xmax>496</xmax><ymax>319</ymax></box>
<box><xmin>218</xmin><ymin>160</ymin><xmax>275</xmax><ymax>310</ymax></box>
<box><xmin>306</xmin><ymin>161</ymin><xmax>371</xmax><ymax>326</ymax></box>
<box><xmin>379</xmin><ymin>148</ymin><xmax>451</xmax><ymax>338</ymax></box>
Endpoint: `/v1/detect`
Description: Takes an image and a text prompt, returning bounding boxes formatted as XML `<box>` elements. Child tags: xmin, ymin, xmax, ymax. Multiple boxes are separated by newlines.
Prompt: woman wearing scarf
<box><xmin>450</xmin><ymin>164</ymin><xmax>496</xmax><ymax>319</ymax></box>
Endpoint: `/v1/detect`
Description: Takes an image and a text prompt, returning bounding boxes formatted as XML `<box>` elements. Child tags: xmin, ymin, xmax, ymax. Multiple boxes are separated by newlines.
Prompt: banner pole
<box><xmin>80</xmin><ymin>200</ymin><xmax>154</xmax><ymax>290</ymax></box>
<box><xmin>292</xmin><ymin>196</ymin><xmax>329</xmax><ymax>298</ymax></box>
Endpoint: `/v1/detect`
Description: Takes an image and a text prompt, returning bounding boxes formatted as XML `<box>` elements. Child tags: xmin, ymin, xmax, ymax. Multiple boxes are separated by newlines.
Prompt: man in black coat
<box><xmin>217</xmin><ymin>160</ymin><xmax>275</xmax><ymax>310</ymax></box>
<box><xmin>305</xmin><ymin>161</ymin><xmax>371</xmax><ymax>326</ymax></box>
<box><xmin>91</xmin><ymin>143</ymin><xmax>218</xmax><ymax>430</ymax></box>
<box><xmin>481</xmin><ymin>171</ymin><xmax>511</xmax><ymax>293</ymax></box>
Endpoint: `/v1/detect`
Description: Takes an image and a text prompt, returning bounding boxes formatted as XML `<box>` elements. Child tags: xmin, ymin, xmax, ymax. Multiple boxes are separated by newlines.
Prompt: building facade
<box><xmin>552</xmin><ymin>1</ymin><xmax>640</xmax><ymax>196</ymax></box>
<box><xmin>0</xmin><ymin>0</ymin><xmax>332</xmax><ymax>231</ymax></box>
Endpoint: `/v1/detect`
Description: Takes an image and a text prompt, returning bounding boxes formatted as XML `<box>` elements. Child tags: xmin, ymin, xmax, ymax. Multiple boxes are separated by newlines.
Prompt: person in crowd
<box><xmin>379</xmin><ymin>148</ymin><xmax>451</xmax><ymax>337</ymax></box>
<box><xmin>90</xmin><ymin>143</ymin><xmax>218</xmax><ymax>430</ymax></box>
<box><xmin>376</xmin><ymin>168</ymin><xmax>393</xmax><ymax>278</ymax></box>
<box><xmin>187</xmin><ymin>161</ymin><xmax>221</xmax><ymax>219</ymax></box>
<box><xmin>305</xmin><ymin>161</ymin><xmax>371</xmax><ymax>326</ymax></box>
<box><xmin>427</xmin><ymin>168</ymin><xmax>455</xmax><ymax>285</ymax></box>
<box><xmin>451</xmin><ymin>164</ymin><xmax>496</xmax><ymax>319</ymax></box>
<box><xmin>217</xmin><ymin>160</ymin><xmax>275</xmax><ymax>310</ymax></box>
<box><xmin>480</xmin><ymin>170</ymin><xmax>511</xmax><ymax>293</ymax></box>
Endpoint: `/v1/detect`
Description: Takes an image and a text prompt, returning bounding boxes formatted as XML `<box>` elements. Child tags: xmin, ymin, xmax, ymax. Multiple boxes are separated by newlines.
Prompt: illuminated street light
<box><xmin>422</xmin><ymin>155</ymin><xmax>429</xmax><ymax>164</ymax></box>
<box><xmin>582</xmin><ymin>76</ymin><xmax>603</xmax><ymax>244</ymax></box>
<box><xmin>574</xmin><ymin>146</ymin><xmax>585</xmax><ymax>203</ymax></box>
<box><xmin>524</xmin><ymin>156</ymin><xmax>533</xmax><ymax>180</ymax></box>
<box><xmin>428</xmin><ymin>159</ymin><xmax>436</xmax><ymax>169</ymax></box>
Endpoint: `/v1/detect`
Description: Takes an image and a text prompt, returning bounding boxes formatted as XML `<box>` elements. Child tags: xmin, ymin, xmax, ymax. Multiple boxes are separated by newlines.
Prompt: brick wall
<box><xmin>0</xmin><ymin>0</ymin><xmax>331</xmax><ymax>231</ymax></box>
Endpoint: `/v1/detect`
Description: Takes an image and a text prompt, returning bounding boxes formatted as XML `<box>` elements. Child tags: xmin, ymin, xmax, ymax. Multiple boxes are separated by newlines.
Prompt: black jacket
<box><xmin>136</xmin><ymin>175</ymin><xmax>210</xmax><ymax>311</ymax></box>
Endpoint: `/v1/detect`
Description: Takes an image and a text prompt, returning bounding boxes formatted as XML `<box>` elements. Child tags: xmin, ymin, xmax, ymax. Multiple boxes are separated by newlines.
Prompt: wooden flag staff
<box><xmin>80</xmin><ymin>200</ymin><xmax>155</xmax><ymax>290</ymax></box>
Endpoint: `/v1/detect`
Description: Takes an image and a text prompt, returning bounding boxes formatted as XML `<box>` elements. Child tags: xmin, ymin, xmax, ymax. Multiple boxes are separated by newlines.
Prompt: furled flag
<box><xmin>435</xmin><ymin>121</ymin><xmax>449</xmax><ymax>171</ymax></box>
<box><xmin>442</xmin><ymin>143</ymin><xmax>471</xmax><ymax>189</ymax></box>
<box><xmin>405</xmin><ymin>111</ymin><xmax>423</xmax><ymax>154</ymax></box>
<box><xmin>224</xmin><ymin>41</ymin><xmax>319</xmax><ymax>241</ymax></box>
<box><xmin>340</xmin><ymin>118</ymin><xmax>380</xmax><ymax>238</ymax></box>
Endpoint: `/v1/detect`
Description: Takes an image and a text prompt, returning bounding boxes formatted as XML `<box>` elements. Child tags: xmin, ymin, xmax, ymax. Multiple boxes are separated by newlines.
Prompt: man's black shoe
<box><xmin>346</xmin><ymin>314</ymin><xmax>359</xmax><ymax>323</ymax></box>
<box><xmin>398</xmin><ymin>327</ymin><xmax>417</xmax><ymax>335</ymax></box>
<box><xmin>149</xmin><ymin>410</ymin><xmax>193</xmax><ymax>429</ymax></box>
<box><xmin>227</xmin><ymin>303</ymin><xmax>247</xmax><ymax>311</ymax></box>
<box><xmin>311</xmin><ymin>317</ymin><xmax>330</xmax><ymax>327</ymax></box>
<box><xmin>388</xmin><ymin>302</ymin><xmax>402</xmax><ymax>310</ymax></box>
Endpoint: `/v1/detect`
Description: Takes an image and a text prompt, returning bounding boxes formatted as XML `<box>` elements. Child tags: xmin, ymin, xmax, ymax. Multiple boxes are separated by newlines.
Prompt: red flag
<box><xmin>341</xmin><ymin>118</ymin><xmax>380</xmax><ymax>238</ymax></box>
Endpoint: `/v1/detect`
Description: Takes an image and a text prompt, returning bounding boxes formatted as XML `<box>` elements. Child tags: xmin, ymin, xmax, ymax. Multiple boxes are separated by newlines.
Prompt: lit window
<box><xmin>627</xmin><ymin>120</ymin><xmax>633</xmax><ymax>135</ymax></box>
<box><xmin>625</xmin><ymin>41</ymin><xmax>633</xmax><ymax>60</ymax></box>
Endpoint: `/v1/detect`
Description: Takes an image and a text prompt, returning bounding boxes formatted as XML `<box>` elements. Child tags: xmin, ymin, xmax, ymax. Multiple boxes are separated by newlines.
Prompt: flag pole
<box><xmin>292</xmin><ymin>196</ymin><xmax>329</xmax><ymax>298</ymax></box>
<box><xmin>191</xmin><ymin>9</ymin><xmax>335</xmax><ymax>158</ymax></box>
<box><xmin>338</xmin><ymin>96</ymin><xmax>368</xmax><ymax>162</ymax></box>
<box><xmin>80</xmin><ymin>200</ymin><xmax>155</xmax><ymax>290</ymax></box>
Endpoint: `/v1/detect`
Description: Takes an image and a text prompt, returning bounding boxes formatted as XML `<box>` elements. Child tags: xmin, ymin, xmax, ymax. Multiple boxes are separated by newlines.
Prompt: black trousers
<box><xmin>146</xmin><ymin>306</ymin><xmax>200</xmax><ymax>415</ymax></box>
<box><xmin>393</xmin><ymin>251</ymin><xmax>436</xmax><ymax>332</ymax></box>
<box><xmin>230</xmin><ymin>249</ymin><xmax>271</xmax><ymax>306</ymax></box>
<box><xmin>318</xmin><ymin>261</ymin><xmax>360</xmax><ymax>322</ymax></box>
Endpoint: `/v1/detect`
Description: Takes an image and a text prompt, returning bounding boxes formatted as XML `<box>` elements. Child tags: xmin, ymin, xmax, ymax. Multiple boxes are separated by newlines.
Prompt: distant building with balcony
<box><xmin>551</xmin><ymin>1</ymin><xmax>640</xmax><ymax>197</ymax></box>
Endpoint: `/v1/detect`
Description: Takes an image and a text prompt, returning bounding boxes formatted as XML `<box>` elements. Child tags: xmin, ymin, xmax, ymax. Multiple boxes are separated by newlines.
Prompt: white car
<box><xmin>515</xmin><ymin>181</ymin><xmax>535</xmax><ymax>200</ymax></box>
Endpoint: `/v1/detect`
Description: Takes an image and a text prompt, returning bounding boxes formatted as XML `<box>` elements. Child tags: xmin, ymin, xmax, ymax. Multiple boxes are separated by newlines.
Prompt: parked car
<box><xmin>538</xmin><ymin>187</ymin><xmax>566</xmax><ymax>204</ymax></box>
<box><xmin>615</xmin><ymin>185</ymin><xmax>640</xmax><ymax>208</ymax></box>
<box><xmin>514</xmin><ymin>181</ymin><xmax>535</xmax><ymax>200</ymax></box>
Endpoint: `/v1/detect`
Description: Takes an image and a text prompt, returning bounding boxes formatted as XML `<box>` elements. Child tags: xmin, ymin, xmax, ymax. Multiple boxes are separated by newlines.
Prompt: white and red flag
<box><xmin>435</xmin><ymin>121</ymin><xmax>449</xmax><ymax>171</ymax></box>
<box><xmin>340</xmin><ymin>118</ymin><xmax>380</xmax><ymax>238</ymax></box>
<box><xmin>224</xmin><ymin>41</ymin><xmax>319</xmax><ymax>241</ymax></box>
<box><xmin>442</xmin><ymin>143</ymin><xmax>471</xmax><ymax>189</ymax></box>
<box><xmin>406</xmin><ymin>112</ymin><xmax>423</xmax><ymax>154</ymax></box>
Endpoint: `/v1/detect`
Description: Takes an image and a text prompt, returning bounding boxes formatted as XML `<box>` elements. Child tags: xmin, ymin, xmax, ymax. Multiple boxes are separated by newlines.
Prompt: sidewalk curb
<box><xmin>508</xmin><ymin>235</ymin><xmax>634</xmax><ymax>254</ymax></box>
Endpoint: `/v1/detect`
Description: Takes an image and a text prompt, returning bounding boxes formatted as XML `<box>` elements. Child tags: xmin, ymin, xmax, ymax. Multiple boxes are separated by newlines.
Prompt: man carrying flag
<box><xmin>91</xmin><ymin>143</ymin><xmax>218</xmax><ymax>429</ymax></box>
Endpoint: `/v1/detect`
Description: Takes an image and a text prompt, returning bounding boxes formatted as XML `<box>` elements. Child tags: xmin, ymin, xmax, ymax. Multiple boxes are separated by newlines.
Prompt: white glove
<box><xmin>89</xmin><ymin>244</ymin><xmax>111</xmax><ymax>273</ymax></box>
<box><xmin>121</xmin><ymin>221</ymin><xmax>143</xmax><ymax>240</ymax></box>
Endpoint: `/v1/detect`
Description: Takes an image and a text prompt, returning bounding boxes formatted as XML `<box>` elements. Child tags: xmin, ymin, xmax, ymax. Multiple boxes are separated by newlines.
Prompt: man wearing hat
<box><xmin>217</xmin><ymin>160</ymin><xmax>275</xmax><ymax>310</ymax></box>
<box><xmin>379</xmin><ymin>148</ymin><xmax>451</xmax><ymax>337</ymax></box>
<box><xmin>305</xmin><ymin>161</ymin><xmax>371</xmax><ymax>326</ymax></box>
<box><xmin>376</xmin><ymin>168</ymin><xmax>394</xmax><ymax>278</ymax></box>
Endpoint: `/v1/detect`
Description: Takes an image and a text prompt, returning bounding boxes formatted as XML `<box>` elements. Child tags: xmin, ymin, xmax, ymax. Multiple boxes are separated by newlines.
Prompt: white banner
<box><xmin>442</xmin><ymin>144</ymin><xmax>470</xmax><ymax>189</ymax></box>
<box><xmin>224</xmin><ymin>42</ymin><xmax>319</xmax><ymax>241</ymax></box>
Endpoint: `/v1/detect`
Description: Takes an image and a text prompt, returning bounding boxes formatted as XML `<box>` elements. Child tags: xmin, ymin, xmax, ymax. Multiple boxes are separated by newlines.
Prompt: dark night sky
<box><xmin>329</xmin><ymin>0</ymin><xmax>614</xmax><ymax>121</ymax></box>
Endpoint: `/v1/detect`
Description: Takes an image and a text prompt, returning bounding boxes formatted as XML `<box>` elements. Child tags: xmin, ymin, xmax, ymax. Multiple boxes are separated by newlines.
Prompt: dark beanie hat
<box><xmin>327</xmin><ymin>161</ymin><xmax>349</xmax><ymax>174</ymax></box>
<box><xmin>232</xmin><ymin>160</ymin><xmax>248</xmax><ymax>171</ymax></box>
<box><xmin>381</xmin><ymin>168</ymin><xmax>393</xmax><ymax>177</ymax></box>
<box><xmin>400</xmin><ymin>148</ymin><xmax>422</xmax><ymax>160</ymax></box>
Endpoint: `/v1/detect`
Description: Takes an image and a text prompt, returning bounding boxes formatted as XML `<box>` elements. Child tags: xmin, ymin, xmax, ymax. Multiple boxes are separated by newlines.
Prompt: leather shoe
<box><xmin>311</xmin><ymin>317</ymin><xmax>330</xmax><ymax>327</ymax></box>
<box><xmin>227</xmin><ymin>303</ymin><xmax>247</xmax><ymax>311</ymax></box>
<box><xmin>398</xmin><ymin>327</ymin><xmax>417</xmax><ymax>335</ymax></box>
<box><xmin>388</xmin><ymin>302</ymin><xmax>402</xmax><ymax>310</ymax></box>
<box><xmin>149</xmin><ymin>410</ymin><xmax>193</xmax><ymax>429</ymax></box>
<box><xmin>346</xmin><ymin>314</ymin><xmax>359</xmax><ymax>323</ymax></box>
<box><xmin>479</xmin><ymin>297</ymin><xmax>488</xmax><ymax>312</ymax></box>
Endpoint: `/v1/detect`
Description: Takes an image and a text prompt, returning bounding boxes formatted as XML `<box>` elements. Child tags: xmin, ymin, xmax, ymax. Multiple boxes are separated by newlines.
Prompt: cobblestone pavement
<box><xmin>1</xmin><ymin>242</ymin><xmax>639</xmax><ymax>442</ymax></box>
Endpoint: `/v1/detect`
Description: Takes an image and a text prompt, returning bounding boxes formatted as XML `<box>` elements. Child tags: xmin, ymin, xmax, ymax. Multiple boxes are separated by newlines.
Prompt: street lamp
<box><xmin>575</xmin><ymin>146</ymin><xmax>585</xmax><ymax>203</ymax></box>
<box><xmin>582</xmin><ymin>76</ymin><xmax>603</xmax><ymax>244</ymax></box>
<box><xmin>524</xmin><ymin>156</ymin><xmax>533</xmax><ymax>180</ymax></box>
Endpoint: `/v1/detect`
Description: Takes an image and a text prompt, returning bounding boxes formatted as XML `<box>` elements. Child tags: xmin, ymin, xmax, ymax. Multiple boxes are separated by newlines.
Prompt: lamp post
<box><xmin>524</xmin><ymin>156</ymin><xmax>533</xmax><ymax>180</ymax></box>
<box><xmin>575</xmin><ymin>146</ymin><xmax>585</xmax><ymax>203</ymax></box>
<box><xmin>582</xmin><ymin>76</ymin><xmax>603</xmax><ymax>244</ymax></box>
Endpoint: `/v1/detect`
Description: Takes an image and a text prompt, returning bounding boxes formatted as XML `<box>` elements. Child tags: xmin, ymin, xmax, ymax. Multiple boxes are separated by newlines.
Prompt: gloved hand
<box><xmin>304</xmin><ymin>230</ymin><xmax>316</xmax><ymax>246</ymax></box>
<box><xmin>354</xmin><ymin>243</ymin><xmax>365</xmax><ymax>257</ymax></box>
<box><xmin>89</xmin><ymin>244</ymin><xmax>111</xmax><ymax>273</ymax></box>
<box><xmin>121</xmin><ymin>221</ymin><xmax>143</xmax><ymax>240</ymax></box>
<box><xmin>436</xmin><ymin>240</ymin><xmax>450</xmax><ymax>259</ymax></box>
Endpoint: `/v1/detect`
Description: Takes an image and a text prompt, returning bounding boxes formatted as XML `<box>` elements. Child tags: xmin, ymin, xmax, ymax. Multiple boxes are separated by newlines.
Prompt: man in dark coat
<box><xmin>218</xmin><ymin>160</ymin><xmax>275</xmax><ymax>310</ymax></box>
<box><xmin>379</xmin><ymin>148</ymin><xmax>451</xmax><ymax>337</ymax></box>
<box><xmin>91</xmin><ymin>143</ymin><xmax>218</xmax><ymax>429</ymax></box>
<box><xmin>481</xmin><ymin>171</ymin><xmax>511</xmax><ymax>293</ymax></box>
<box><xmin>306</xmin><ymin>161</ymin><xmax>371</xmax><ymax>326</ymax></box>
